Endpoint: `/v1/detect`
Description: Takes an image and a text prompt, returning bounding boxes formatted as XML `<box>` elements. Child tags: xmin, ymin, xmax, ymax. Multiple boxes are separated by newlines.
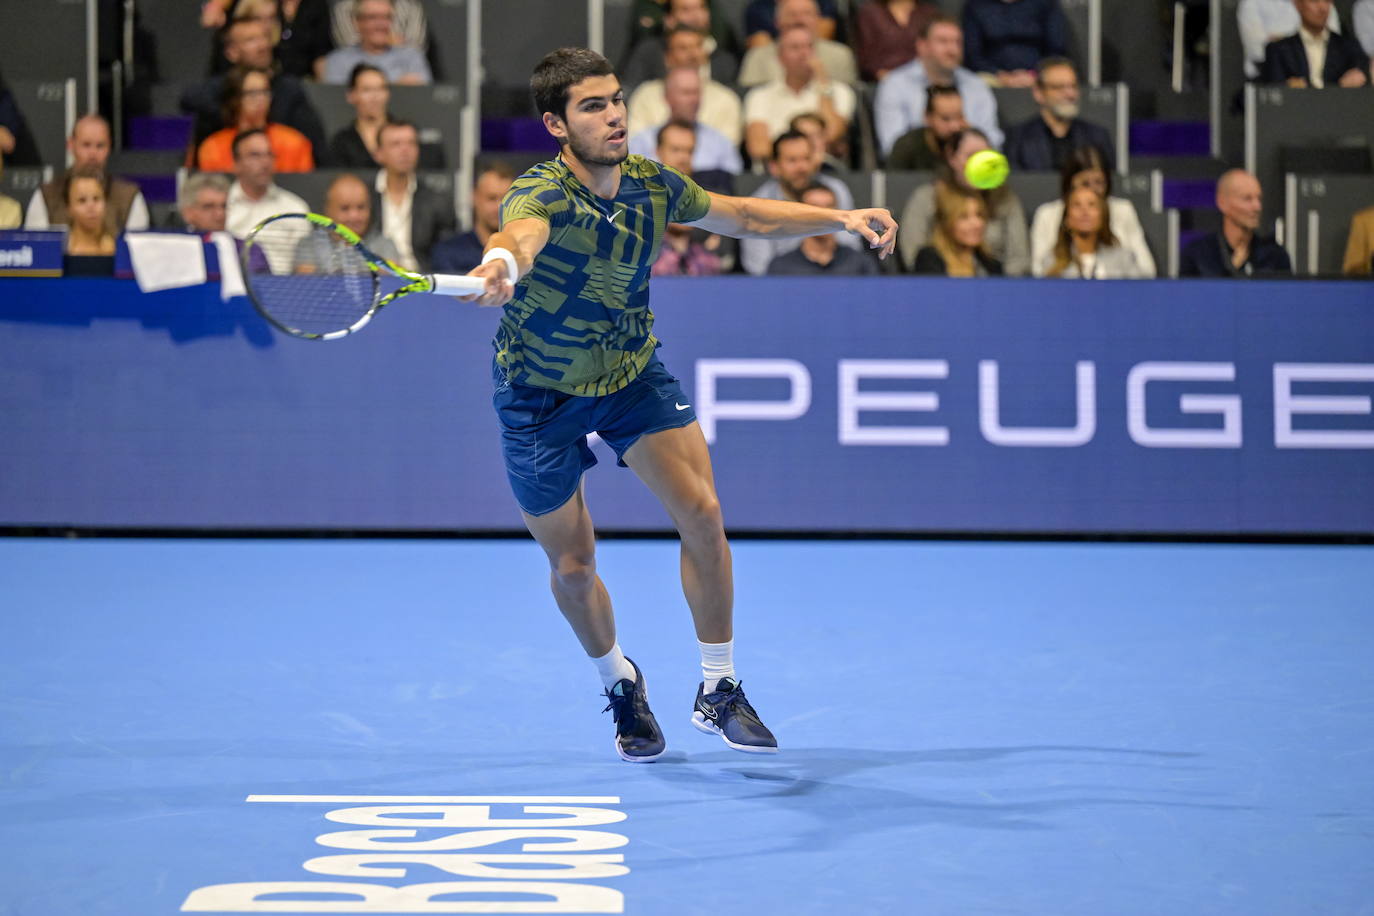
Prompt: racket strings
<box><xmin>244</xmin><ymin>219</ymin><xmax>378</xmax><ymax>336</ymax></box>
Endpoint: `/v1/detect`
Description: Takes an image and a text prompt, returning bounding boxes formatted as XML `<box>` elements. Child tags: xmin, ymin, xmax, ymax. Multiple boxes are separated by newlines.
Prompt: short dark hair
<box><xmin>656</xmin><ymin>118</ymin><xmax>696</xmax><ymax>149</ymax></box>
<box><xmin>789</xmin><ymin>111</ymin><xmax>825</xmax><ymax>134</ymax></box>
<box><xmin>348</xmin><ymin>62</ymin><xmax>386</xmax><ymax>89</ymax></box>
<box><xmin>376</xmin><ymin>118</ymin><xmax>417</xmax><ymax>145</ymax></box>
<box><xmin>1036</xmin><ymin>56</ymin><xmax>1077</xmax><ymax>85</ymax></box>
<box><xmin>798</xmin><ymin>181</ymin><xmax>834</xmax><ymax>202</ymax></box>
<box><xmin>231</xmin><ymin>127</ymin><xmax>269</xmax><ymax>159</ymax></box>
<box><xmin>925</xmin><ymin>84</ymin><xmax>961</xmax><ymax>114</ymax></box>
<box><xmin>918</xmin><ymin>13</ymin><xmax>959</xmax><ymax>40</ymax></box>
<box><xmin>664</xmin><ymin>24</ymin><xmax>706</xmax><ymax>46</ymax></box>
<box><xmin>771</xmin><ymin>128</ymin><xmax>811</xmax><ymax>161</ymax></box>
<box><xmin>531</xmin><ymin>47</ymin><xmax>616</xmax><ymax>121</ymax></box>
<box><xmin>1058</xmin><ymin>145</ymin><xmax>1113</xmax><ymax>198</ymax></box>
<box><xmin>474</xmin><ymin>157</ymin><xmax>517</xmax><ymax>185</ymax></box>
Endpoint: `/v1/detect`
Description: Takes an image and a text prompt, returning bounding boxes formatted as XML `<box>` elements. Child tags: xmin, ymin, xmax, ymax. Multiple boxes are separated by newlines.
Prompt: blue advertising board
<box><xmin>0</xmin><ymin>276</ymin><xmax>1371</xmax><ymax>534</ymax></box>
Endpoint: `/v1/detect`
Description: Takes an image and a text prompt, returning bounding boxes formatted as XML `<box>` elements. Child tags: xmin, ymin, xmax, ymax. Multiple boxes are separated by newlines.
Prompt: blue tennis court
<box><xmin>3</xmin><ymin>537</ymin><xmax>1371</xmax><ymax>914</ymax></box>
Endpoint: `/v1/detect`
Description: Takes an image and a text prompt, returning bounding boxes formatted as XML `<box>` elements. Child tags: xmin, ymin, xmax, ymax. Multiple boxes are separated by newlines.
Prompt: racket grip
<box><xmin>428</xmin><ymin>273</ymin><xmax>488</xmax><ymax>297</ymax></box>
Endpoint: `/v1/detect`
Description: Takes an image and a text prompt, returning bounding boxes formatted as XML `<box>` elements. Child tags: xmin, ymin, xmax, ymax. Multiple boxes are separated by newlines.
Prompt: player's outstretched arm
<box><xmin>690</xmin><ymin>191</ymin><xmax>899</xmax><ymax>260</ymax></box>
<box><xmin>463</xmin><ymin>217</ymin><xmax>551</xmax><ymax>307</ymax></box>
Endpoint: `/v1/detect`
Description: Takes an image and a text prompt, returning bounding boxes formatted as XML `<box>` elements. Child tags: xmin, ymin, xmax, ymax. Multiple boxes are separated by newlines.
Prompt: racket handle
<box><xmin>427</xmin><ymin>273</ymin><xmax>488</xmax><ymax>297</ymax></box>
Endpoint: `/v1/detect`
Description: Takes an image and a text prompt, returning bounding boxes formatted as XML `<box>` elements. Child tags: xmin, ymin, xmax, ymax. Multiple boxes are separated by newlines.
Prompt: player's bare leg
<box><xmin>522</xmin><ymin>480</ymin><xmax>665</xmax><ymax>762</ymax></box>
<box><xmin>624</xmin><ymin>423</ymin><xmax>777</xmax><ymax>753</ymax></box>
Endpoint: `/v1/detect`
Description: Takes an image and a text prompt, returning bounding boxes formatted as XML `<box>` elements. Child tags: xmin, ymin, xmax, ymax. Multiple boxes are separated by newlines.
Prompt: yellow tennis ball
<box><xmin>964</xmin><ymin>149</ymin><xmax>1010</xmax><ymax>190</ymax></box>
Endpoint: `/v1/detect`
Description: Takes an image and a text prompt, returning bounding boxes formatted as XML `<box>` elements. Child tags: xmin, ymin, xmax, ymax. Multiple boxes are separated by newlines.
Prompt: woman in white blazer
<box><xmin>1030</xmin><ymin>147</ymin><xmax>1156</xmax><ymax>277</ymax></box>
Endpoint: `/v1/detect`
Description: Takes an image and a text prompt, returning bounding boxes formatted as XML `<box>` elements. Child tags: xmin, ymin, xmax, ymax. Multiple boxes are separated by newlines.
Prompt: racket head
<box><xmin>242</xmin><ymin>212</ymin><xmax>393</xmax><ymax>341</ymax></box>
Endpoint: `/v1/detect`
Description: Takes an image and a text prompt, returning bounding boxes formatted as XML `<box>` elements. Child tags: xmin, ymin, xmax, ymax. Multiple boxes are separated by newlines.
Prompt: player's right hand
<box><xmin>464</xmin><ymin>260</ymin><xmax>514</xmax><ymax>308</ymax></box>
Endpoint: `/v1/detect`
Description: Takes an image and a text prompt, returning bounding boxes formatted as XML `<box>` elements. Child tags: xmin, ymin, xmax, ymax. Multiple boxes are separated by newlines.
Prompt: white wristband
<box><xmin>482</xmin><ymin>247</ymin><xmax>520</xmax><ymax>283</ymax></box>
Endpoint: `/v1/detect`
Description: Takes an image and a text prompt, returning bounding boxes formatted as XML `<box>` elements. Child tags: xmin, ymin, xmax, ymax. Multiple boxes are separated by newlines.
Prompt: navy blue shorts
<box><xmin>492</xmin><ymin>354</ymin><xmax>698</xmax><ymax>516</ymax></box>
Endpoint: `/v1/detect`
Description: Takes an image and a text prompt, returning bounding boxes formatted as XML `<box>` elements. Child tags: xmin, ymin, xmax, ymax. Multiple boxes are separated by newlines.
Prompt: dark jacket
<box><xmin>429</xmin><ymin>230</ymin><xmax>484</xmax><ymax>275</ymax></box>
<box><xmin>962</xmin><ymin>0</ymin><xmax>1069</xmax><ymax>74</ymax></box>
<box><xmin>368</xmin><ymin>179</ymin><xmax>455</xmax><ymax>273</ymax></box>
<box><xmin>181</xmin><ymin>72</ymin><xmax>328</xmax><ymax>165</ymax></box>
<box><xmin>1179</xmin><ymin>231</ymin><xmax>1292</xmax><ymax>277</ymax></box>
<box><xmin>1259</xmin><ymin>32</ymin><xmax>1371</xmax><ymax>85</ymax></box>
<box><xmin>1004</xmin><ymin>115</ymin><xmax>1116</xmax><ymax>173</ymax></box>
<box><xmin>912</xmin><ymin>246</ymin><xmax>1004</xmax><ymax>276</ymax></box>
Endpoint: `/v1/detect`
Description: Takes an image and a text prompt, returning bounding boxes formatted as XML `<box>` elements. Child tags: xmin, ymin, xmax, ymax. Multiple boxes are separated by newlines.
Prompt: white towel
<box><xmin>211</xmin><ymin>231</ymin><xmax>246</xmax><ymax>300</ymax></box>
<box><xmin>125</xmin><ymin>232</ymin><xmax>207</xmax><ymax>293</ymax></box>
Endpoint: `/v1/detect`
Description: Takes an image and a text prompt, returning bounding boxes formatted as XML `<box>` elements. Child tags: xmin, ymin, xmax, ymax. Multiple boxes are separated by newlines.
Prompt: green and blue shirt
<box><xmin>495</xmin><ymin>154</ymin><xmax>712</xmax><ymax>397</ymax></box>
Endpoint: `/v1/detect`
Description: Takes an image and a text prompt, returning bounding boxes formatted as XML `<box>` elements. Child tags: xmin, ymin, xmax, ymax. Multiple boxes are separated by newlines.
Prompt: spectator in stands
<box><xmin>295</xmin><ymin>173</ymin><xmax>400</xmax><ymax>269</ymax></box>
<box><xmin>743</xmin><ymin>24</ymin><xmax>856</xmax><ymax>165</ymax></box>
<box><xmin>1259</xmin><ymin>0</ymin><xmax>1369</xmax><ymax>87</ymax></box>
<box><xmin>431</xmin><ymin>160</ymin><xmax>517</xmax><ymax>274</ymax></box>
<box><xmin>330</xmin><ymin>64</ymin><xmax>390</xmax><ymax>167</ymax></box>
<box><xmin>207</xmin><ymin>0</ymin><xmax>334</xmax><ymax>79</ymax></box>
<box><xmin>1342</xmin><ymin>205</ymin><xmax>1374</xmax><ymax>275</ymax></box>
<box><xmin>25</xmin><ymin>114</ymin><xmax>150</xmax><ymax>233</ymax></box>
<box><xmin>744</xmin><ymin>0</ymin><xmax>839</xmax><ymax>47</ymax></box>
<box><xmin>740</xmin><ymin>129</ymin><xmax>859</xmax><ymax>275</ymax></box>
<box><xmin>183</xmin><ymin>17</ymin><xmax>328</xmax><ymax>157</ymax></box>
<box><xmin>61</xmin><ymin>166</ymin><xmax>115</xmax><ymax>256</ymax></box>
<box><xmin>738</xmin><ymin>0</ymin><xmax>858</xmax><ymax>87</ymax></box>
<box><xmin>322</xmin><ymin>0</ymin><xmax>431</xmax><ymax>86</ymax></box>
<box><xmin>855</xmin><ymin>0</ymin><xmax>942</xmax><ymax>82</ymax></box>
<box><xmin>178</xmin><ymin>172</ymin><xmax>230</xmax><ymax>234</ymax></box>
<box><xmin>768</xmin><ymin>183</ymin><xmax>880</xmax><ymax>275</ymax></box>
<box><xmin>961</xmin><ymin>0</ymin><xmax>1068</xmax><ymax>88</ymax></box>
<box><xmin>627</xmin><ymin>0</ymin><xmax>743</xmax><ymax>58</ymax></box>
<box><xmin>1237</xmin><ymin>0</ymin><xmax>1341</xmax><ymax>79</ymax></box>
<box><xmin>875</xmin><ymin>15</ymin><xmax>1003</xmax><ymax>158</ymax></box>
<box><xmin>1180</xmin><ymin>169</ymin><xmax>1292</xmax><ymax>276</ymax></box>
<box><xmin>1005</xmin><ymin>57</ymin><xmax>1114</xmax><ymax>173</ymax></box>
<box><xmin>1038</xmin><ymin>186</ymin><xmax>1147</xmax><ymax>278</ymax></box>
<box><xmin>226</xmin><ymin>128</ymin><xmax>309</xmax><ymax>239</ymax></box>
<box><xmin>1357</xmin><ymin>0</ymin><xmax>1374</xmax><ymax>58</ymax></box>
<box><xmin>899</xmin><ymin>127</ymin><xmax>1029</xmax><ymax>273</ymax></box>
<box><xmin>627</xmin><ymin>27</ymin><xmax>743</xmax><ymax>147</ymax></box>
<box><xmin>0</xmin><ymin>153</ymin><xmax>22</xmax><ymax>229</ymax></box>
<box><xmin>0</xmin><ymin>67</ymin><xmax>42</xmax><ymax>167</ymax></box>
<box><xmin>911</xmin><ymin>183</ymin><xmax>1004</xmax><ymax>276</ymax></box>
<box><xmin>628</xmin><ymin>67</ymin><xmax>743</xmax><ymax>176</ymax></box>
<box><xmin>885</xmin><ymin>84</ymin><xmax>966</xmax><ymax>171</ymax></box>
<box><xmin>790</xmin><ymin>111</ymin><xmax>845</xmax><ymax>174</ymax></box>
<box><xmin>330</xmin><ymin>0</ymin><xmax>427</xmax><ymax>54</ymax></box>
<box><xmin>1030</xmin><ymin>146</ymin><xmax>1154</xmax><ymax>277</ymax></box>
<box><xmin>622</xmin><ymin>0</ymin><xmax>740</xmax><ymax>86</ymax></box>
<box><xmin>368</xmin><ymin>120</ymin><xmax>453</xmax><ymax>272</ymax></box>
<box><xmin>193</xmin><ymin>66</ymin><xmax>315</xmax><ymax>172</ymax></box>
<box><xmin>652</xmin><ymin>121</ymin><xmax>726</xmax><ymax>276</ymax></box>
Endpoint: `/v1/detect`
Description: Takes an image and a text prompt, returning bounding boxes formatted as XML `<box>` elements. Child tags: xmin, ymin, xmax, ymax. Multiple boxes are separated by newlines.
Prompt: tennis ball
<box><xmin>964</xmin><ymin>149</ymin><xmax>1010</xmax><ymax>190</ymax></box>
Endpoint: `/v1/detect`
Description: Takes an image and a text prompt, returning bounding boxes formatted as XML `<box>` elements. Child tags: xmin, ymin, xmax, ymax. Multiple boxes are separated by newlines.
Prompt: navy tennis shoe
<box><xmin>601</xmin><ymin>658</ymin><xmax>666</xmax><ymax>763</ymax></box>
<box><xmin>691</xmin><ymin>678</ymin><xmax>778</xmax><ymax>753</ymax></box>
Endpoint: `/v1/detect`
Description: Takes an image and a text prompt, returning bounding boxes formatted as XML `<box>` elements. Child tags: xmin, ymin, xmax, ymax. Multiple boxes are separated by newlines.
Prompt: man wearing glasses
<box><xmin>1004</xmin><ymin>57</ymin><xmax>1115</xmax><ymax>173</ymax></box>
<box><xmin>321</xmin><ymin>0</ymin><xmax>431</xmax><ymax>85</ymax></box>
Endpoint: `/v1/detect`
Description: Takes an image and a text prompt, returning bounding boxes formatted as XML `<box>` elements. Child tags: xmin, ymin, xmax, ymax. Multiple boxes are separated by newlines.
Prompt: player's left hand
<box><xmin>843</xmin><ymin>208</ymin><xmax>898</xmax><ymax>260</ymax></box>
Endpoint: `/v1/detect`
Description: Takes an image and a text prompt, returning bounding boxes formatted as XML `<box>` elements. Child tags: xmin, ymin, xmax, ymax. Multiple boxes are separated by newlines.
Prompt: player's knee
<box><xmin>552</xmin><ymin>553</ymin><xmax>598</xmax><ymax>592</ymax></box>
<box><xmin>677</xmin><ymin>494</ymin><xmax>724</xmax><ymax>540</ymax></box>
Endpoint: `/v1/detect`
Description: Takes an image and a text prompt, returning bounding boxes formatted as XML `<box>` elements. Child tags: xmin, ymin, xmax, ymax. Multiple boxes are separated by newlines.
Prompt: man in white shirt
<box><xmin>739</xmin><ymin>129</ymin><xmax>858</xmax><ymax>275</ymax></box>
<box><xmin>873</xmin><ymin>15</ymin><xmax>1003</xmax><ymax>157</ymax></box>
<box><xmin>627</xmin><ymin>67</ymin><xmax>744</xmax><ymax>175</ymax></box>
<box><xmin>25</xmin><ymin>114</ymin><xmax>150</xmax><ymax>233</ymax></box>
<box><xmin>737</xmin><ymin>0</ymin><xmax>857</xmax><ymax>87</ymax></box>
<box><xmin>321</xmin><ymin>0</ymin><xmax>432</xmax><ymax>85</ymax></box>
<box><xmin>1258</xmin><ymin>0</ymin><xmax>1370</xmax><ymax>87</ymax></box>
<box><xmin>226</xmin><ymin>128</ymin><xmax>309</xmax><ymax>240</ymax></box>
<box><xmin>627</xmin><ymin>27</ymin><xmax>743</xmax><ymax>146</ymax></box>
<box><xmin>742</xmin><ymin>25</ymin><xmax>855</xmax><ymax>165</ymax></box>
<box><xmin>367</xmin><ymin>120</ymin><xmax>454</xmax><ymax>271</ymax></box>
<box><xmin>1237</xmin><ymin>0</ymin><xmax>1340</xmax><ymax>78</ymax></box>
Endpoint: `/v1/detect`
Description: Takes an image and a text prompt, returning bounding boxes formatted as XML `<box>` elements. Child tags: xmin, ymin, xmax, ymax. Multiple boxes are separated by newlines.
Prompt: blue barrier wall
<box><xmin>1</xmin><ymin>277</ymin><xmax>1371</xmax><ymax>534</ymax></box>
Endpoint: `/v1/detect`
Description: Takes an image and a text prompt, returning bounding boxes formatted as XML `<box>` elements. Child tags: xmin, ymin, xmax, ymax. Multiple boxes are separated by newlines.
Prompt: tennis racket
<box><xmin>241</xmin><ymin>212</ymin><xmax>487</xmax><ymax>340</ymax></box>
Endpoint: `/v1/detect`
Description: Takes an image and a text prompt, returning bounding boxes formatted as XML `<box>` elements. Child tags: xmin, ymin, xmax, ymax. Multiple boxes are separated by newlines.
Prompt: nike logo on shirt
<box><xmin>675</xmin><ymin>403</ymin><xmax>690</xmax><ymax>411</ymax></box>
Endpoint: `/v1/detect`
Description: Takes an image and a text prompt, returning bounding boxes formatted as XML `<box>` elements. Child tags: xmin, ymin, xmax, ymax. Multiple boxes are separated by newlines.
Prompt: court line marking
<box><xmin>246</xmin><ymin>796</ymin><xmax>622</xmax><ymax>803</ymax></box>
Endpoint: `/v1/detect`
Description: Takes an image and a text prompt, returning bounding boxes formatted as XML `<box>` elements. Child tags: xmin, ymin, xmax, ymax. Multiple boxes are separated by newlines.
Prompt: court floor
<box><xmin>2</xmin><ymin>537</ymin><xmax>1372</xmax><ymax>915</ymax></box>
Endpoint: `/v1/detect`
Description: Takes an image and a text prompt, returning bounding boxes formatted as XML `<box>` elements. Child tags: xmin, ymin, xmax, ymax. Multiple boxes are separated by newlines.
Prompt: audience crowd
<box><xmin>4</xmin><ymin>0</ymin><xmax>1372</xmax><ymax>277</ymax></box>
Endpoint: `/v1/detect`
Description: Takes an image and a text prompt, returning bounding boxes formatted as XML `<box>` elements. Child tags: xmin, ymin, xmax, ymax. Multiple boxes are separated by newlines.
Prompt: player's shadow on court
<box><xmin>637</xmin><ymin>745</ymin><xmax>1250</xmax><ymax>857</ymax></box>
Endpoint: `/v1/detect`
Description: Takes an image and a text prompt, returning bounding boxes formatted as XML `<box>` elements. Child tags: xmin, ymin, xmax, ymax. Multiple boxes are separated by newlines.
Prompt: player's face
<box><xmin>951</xmin><ymin>198</ymin><xmax>986</xmax><ymax>248</ymax></box>
<box><xmin>772</xmin><ymin>136</ymin><xmax>817</xmax><ymax>195</ymax></box>
<box><xmin>927</xmin><ymin>96</ymin><xmax>965</xmax><ymax>140</ymax></box>
<box><xmin>558</xmin><ymin>75</ymin><xmax>628</xmax><ymax>168</ymax></box>
<box><xmin>67</xmin><ymin>177</ymin><xmax>106</xmax><ymax>234</ymax></box>
<box><xmin>919</xmin><ymin>23</ymin><xmax>963</xmax><ymax>74</ymax></box>
<box><xmin>69</xmin><ymin>121</ymin><xmax>111</xmax><ymax>169</ymax></box>
<box><xmin>656</xmin><ymin>125</ymin><xmax>695</xmax><ymax>173</ymax></box>
<box><xmin>326</xmin><ymin>180</ymin><xmax>371</xmax><ymax>237</ymax></box>
<box><xmin>183</xmin><ymin>188</ymin><xmax>227</xmax><ymax>232</ymax></box>
<box><xmin>347</xmin><ymin>70</ymin><xmax>390</xmax><ymax>120</ymax></box>
<box><xmin>1066</xmin><ymin>187</ymin><xmax>1104</xmax><ymax>235</ymax></box>
<box><xmin>473</xmin><ymin>170</ymin><xmax>513</xmax><ymax>233</ymax></box>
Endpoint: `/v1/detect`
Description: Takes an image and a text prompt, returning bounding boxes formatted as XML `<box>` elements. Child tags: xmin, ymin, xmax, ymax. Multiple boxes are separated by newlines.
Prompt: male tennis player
<box><xmin>464</xmin><ymin>47</ymin><xmax>897</xmax><ymax>763</ymax></box>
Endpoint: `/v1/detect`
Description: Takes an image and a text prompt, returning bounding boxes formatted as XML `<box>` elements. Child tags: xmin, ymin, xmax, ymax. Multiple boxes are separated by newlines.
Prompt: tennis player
<box><xmin>464</xmin><ymin>47</ymin><xmax>897</xmax><ymax>763</ymax></box>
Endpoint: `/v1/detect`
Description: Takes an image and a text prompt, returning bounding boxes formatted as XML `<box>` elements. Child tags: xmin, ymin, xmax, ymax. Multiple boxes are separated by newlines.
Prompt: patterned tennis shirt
<box><xmin>495</xmin><ymin>154</ymin><xmax>712</xmax><ymax>397</ymax></box>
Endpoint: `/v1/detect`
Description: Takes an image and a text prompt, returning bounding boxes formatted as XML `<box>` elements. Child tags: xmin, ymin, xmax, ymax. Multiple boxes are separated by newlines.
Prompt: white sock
<box><xmin>698</xmin><ymin>638</ymin><xmax>735</xmax><ymax>691</ymax></box>
<box><xmin>591</xmin><ymin>642</ymin><xmax>636</xmax><ymax>690</ymax></box>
